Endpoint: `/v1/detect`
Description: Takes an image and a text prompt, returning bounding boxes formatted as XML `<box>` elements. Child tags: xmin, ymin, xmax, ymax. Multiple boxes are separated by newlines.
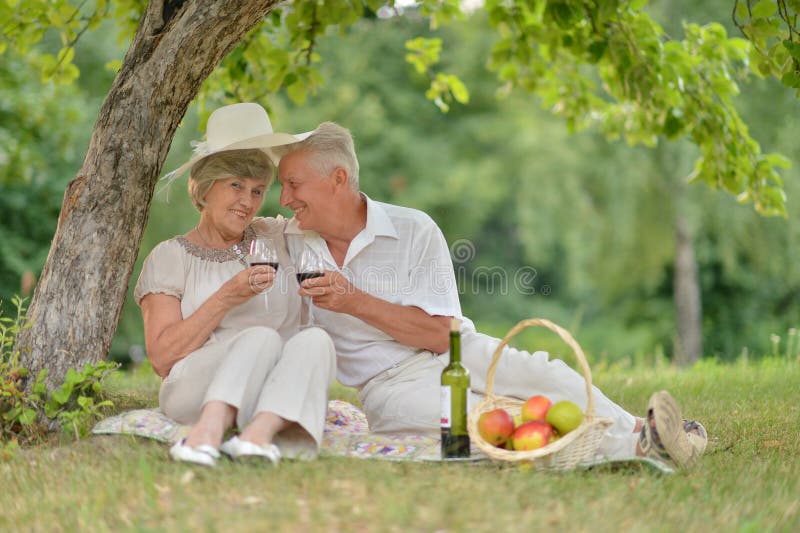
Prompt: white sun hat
<box><xmin>160</xmin><ymin>102</ymin><xmax>311</xmax><ymax>188</ymax></box>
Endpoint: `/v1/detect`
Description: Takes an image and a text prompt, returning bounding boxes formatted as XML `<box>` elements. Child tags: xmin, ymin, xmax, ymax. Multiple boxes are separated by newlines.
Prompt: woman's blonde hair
<box><xmin>188</xmin><ymin>149</ymin><xmax>275</xmax><ymax>211</ymax></box>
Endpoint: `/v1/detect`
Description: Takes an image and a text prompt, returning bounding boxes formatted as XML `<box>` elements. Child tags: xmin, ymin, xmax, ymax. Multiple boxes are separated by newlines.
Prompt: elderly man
<box><xmin>276</xmin><ymin>121</ymin><xmax>706</xmax><ymax>469</ymax></box>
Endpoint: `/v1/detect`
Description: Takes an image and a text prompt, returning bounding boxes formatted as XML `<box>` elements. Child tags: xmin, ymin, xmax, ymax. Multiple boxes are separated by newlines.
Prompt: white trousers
<box><xmin>160</xmin><ymin>326</ymin><xmax>336</xmax><ymax>459</ymax></box>
<box><xmin>358</xmin><ymin>330</ymin><xmax>638</xmax><ymax>460</ymax></box>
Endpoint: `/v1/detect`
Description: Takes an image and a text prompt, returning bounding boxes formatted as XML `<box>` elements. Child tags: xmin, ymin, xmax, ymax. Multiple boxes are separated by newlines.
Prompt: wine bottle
<box><xmin>441</xmin><ymin>318</ymin><xmax>470</xmax><ymax>459</ymax></box>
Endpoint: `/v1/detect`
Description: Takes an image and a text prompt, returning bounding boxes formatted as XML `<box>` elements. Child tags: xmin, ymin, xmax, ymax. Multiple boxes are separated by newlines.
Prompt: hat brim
<box><xmin>162</xmin><ymin>130</ymin><xmax>313</xmax><ymax>181</ymax></box>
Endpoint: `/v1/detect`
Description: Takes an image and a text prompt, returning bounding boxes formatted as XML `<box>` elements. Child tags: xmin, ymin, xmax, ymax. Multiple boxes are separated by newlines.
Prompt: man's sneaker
<box><xmin>683</xmin><ymin>418</ymin><xmax>708</xmax><ymax>456</ymax></box>
<box><xmin>638</xmin><ymin>391</ymin><xmax>702</xmax><ymax>469</ymax></box>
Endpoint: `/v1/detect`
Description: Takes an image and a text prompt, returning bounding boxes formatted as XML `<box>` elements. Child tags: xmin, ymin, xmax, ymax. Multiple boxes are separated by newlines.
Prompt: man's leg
<box><xmin>460</xmin><ymin>331</ymin><xmax>639</xmax><ymax>460</ymax></box>
<box><xmin>358</xmin><ymin>334</ymin><xmax>640</xmax><ymax>460</ymax></box>
<box><xmin>358</xmin><ymin>351</ymin><xmax>455</xmax><ymax>435</ymax></box>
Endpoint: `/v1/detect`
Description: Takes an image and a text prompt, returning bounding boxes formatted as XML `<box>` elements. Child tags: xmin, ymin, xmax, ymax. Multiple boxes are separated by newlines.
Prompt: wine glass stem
<box><xmin>306</xmin><ymin>297</ymin><xmax>315</xmax><ymax>327</ymax></box>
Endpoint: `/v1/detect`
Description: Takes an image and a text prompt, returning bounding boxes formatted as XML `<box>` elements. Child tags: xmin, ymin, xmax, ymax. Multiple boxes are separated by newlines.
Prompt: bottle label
<box><xmin>441</xmin><ymin>385</ymin><xmax>451</xmax><ymax>428</ymax></box>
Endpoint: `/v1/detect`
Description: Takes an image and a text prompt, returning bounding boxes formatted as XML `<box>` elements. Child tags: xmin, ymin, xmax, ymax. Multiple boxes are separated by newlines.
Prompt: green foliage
<box><xmin>44</xmin><ymin>361</ymin><xmax>117</xmax><ymax>438</ymax></box>
<box><xmin>200</xmin><ymin>1</ymin><xmax>466</xmax><ymax>121</ymax></box>
<box><xmin>0</xmin><ymin>0</ymin><xmax>118</xmax><ymax>83</ymax></box>
<box><xmin>258</xmin><ymin>10</ymin><xmax>800</xmax><ymax>362</ymax></box>
<box><xmin>0</xmin><ymin>296</ymin><xmax>47</xmax><ymax>445</ymax></box>
<box><xmin>1</xmin><ymin>0</ymin><xmax>794</xmax><ymax>213</ymax></box>
<box><xmin>482</xmin><ymin>0</ymin><xmax>788</xmax><ymax>215</ymax></box>
<box><xmin>1</xmin><ymin>297</ymin><xmax>118</xmax><ymax>452</ymax></box>
<box><xmin>0</xmin><ymin>46</ymin><xmax>92</xmax><ymax>314</ymax></box>
<box><xmin>733</xmin><ymin>0</ymin><xmax>800</xmax><ymax>91</ymax></box>
<box><xmin>3</xmin><ymin>0</ymin><xmax>800</xmax><ymax>366</ymax></box>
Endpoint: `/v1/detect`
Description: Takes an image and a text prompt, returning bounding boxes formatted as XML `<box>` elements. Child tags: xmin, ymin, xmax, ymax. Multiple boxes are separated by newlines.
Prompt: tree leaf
<box><xmin>780</xmin><ymin>71</ymin><xmax>800</xmax><ymax>88</ymax></box>
<box><xmin>734</xmin><ymin>0</ymin><xmax>750</xmax><ymax>20</ymax></box>
<box><xmin>19</xmin><ymin>408</ymin><xmax>36</xmax><ymax>425</ymax></box>
<box><xmin>286</xmin><ymin>81</ymin><xmax>307</xmax><ymax>104</ymax></box>
<box><xmin>751</xmin><ymin>1</ymin><xmax>778</xmax><ymax>19</ymax></box>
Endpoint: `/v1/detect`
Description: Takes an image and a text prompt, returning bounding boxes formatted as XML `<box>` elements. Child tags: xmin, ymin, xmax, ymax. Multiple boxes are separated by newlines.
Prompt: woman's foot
<box><xmin>637</xmin><ymin>391</ymin><xmax>702</xmax><ymax>469</ymax></box>
<box><xmin>220</xmin><ymin>436</ymin><xmax>281</xmax><ymax>464</ymax></box>
<box><xmin>169</xmin><ymin>439</ymin><xmax>220</xmax><ymax>467</ymax></box>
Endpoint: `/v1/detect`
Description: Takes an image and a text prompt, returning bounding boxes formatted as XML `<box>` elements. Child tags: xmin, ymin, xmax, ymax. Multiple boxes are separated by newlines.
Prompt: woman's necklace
<box><xmin>195</xmin><ymin>225</ymin><xmax>248</xmax><ymax>266</ymax></box>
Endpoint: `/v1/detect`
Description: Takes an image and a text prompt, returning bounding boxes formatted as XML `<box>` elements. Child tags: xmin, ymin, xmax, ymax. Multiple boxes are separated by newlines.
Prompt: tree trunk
<box><xmin>673</xmin><ymin>214</ymin><xmax>702</xmax><ymax>366</ymax></box>
<box><xmin>17</xmin><ymin>0</ymin><xmax>280</xmax><ymax>390</ymax></box>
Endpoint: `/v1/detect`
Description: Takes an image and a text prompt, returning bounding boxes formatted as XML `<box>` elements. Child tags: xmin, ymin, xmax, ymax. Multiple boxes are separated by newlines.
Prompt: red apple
<box><xmin>512</xmin><ymin>420</ymin><xmax>556</xmax><ymax>451</ymax></box>
<box><xmin>477</xmin><ymin>408</ymin><xmax>515</xmax><ymax>447</ymax></box>
<box><xmin>521</xmin><ymin>395</ymin><xmax>552</xmax><ymax>422</ymax></box>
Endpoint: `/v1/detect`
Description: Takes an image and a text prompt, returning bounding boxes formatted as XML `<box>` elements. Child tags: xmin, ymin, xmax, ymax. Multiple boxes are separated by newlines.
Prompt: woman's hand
<box><xmin>142</xmin><ymin>265</ymin><xmax>277</xmax><ymax>377</ymax></box>
<box><xmin>217</xmin><ymin>265</ymin><xmax>276</xmax><ymax>307</ymax></box>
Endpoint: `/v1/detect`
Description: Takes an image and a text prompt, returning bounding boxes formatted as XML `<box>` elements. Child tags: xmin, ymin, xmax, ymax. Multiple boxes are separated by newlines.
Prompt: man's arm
<box><xmin>300</xmin><ymin>271</ymin><xmax>452</xmax><ymax>354</ymax></box>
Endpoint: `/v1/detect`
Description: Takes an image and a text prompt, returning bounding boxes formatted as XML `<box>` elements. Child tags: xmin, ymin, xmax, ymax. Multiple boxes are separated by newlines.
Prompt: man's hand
<box><xmin>298</xmin><ymin>270</ymin><xmax>451</xmax><ymax>353</ymax></box>
<box><xmin>298</xmin><ymin>270</ymin><xmax>363</xmax><ymax>314</ymax></box>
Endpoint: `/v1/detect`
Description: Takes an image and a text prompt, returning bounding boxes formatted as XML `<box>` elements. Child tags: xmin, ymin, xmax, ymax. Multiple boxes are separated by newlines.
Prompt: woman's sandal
<box><xmin>638</xmin><ymin>391</ymin><xmax>702</xmax><ymax>469</ymax></box>
<box><xmin>220</xmin><ymin>436</ymin><xmax>281</xmax><ymax>465</ymax></box>
<box><xmin>169</xmin><ymin>439</ymin><xmax>221</xmax><ymax>467</ymax></box>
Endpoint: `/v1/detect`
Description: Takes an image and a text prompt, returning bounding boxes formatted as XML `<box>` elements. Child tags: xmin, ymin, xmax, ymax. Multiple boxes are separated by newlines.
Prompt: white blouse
<box><xmin>135</xmin><ymin>217</ymin><xmax>301</xmax><ymax>344</ymax></box>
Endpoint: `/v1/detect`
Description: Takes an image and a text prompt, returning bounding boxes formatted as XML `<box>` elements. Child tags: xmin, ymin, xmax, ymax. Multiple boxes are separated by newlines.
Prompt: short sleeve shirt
<box><xmin>285</xmin><ymin>195</ymin><xmax>469</xmax><ymax>387</ymax></box>
<box><xmin>135</xmin><ymin>217</ymin><xmax>301</xmax><ymax>343</ymax></box>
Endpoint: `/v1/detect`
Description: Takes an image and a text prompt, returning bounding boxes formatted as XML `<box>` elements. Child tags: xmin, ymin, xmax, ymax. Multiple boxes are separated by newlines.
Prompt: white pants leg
<box><xmin>461</xmin><ymin>331</ymin><xmax>638</xmax><ymax>460</ymax></box>
<box><xmin>257</xmin><ymin>327</ymin><xmax>337</xmax><ymax>459</ymax></box>
<box><xmin>358</xmin><ymin>331</ymin><xmax>638</xmax><ymax>460</ymax></box>
<box><xmin>159</xmin><ymin>327</ymin><xmax>283</xmax><ymax>429</ymax></box>
<box><xmin>159</xmin><ymin>326</ymin><xmax>336</xmax><ymax>459</ymax></box>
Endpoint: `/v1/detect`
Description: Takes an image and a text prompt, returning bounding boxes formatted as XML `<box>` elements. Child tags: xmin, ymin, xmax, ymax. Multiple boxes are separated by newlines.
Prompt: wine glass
<box><xmin>248</xmin><ymin>237</ymin><xmax>278</xmax><ymax>307</ymax></box>
<box><xmin>296</xmin><ymin>247</ymin><xmax>325</xmax><ymax>328</ymax></box>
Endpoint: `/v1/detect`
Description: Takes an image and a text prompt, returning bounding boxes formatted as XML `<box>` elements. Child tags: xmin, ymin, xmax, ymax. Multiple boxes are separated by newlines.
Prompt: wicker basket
<box><xmin>467</xmin><ymin>318</ymin><xmax>613</xmax><ymax>471</ymax></box>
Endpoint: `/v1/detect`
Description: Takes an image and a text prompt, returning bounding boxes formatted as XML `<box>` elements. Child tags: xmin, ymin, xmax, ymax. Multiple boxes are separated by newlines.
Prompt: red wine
<box><xmin>249</xmin><ymin>261</ymin><xmax>279</xmax><ymax>270</ymax></box>
<box><xmin>296</xmin><ymin>272</ymin><xmax>324</xmax><ymax>283</ymax></box>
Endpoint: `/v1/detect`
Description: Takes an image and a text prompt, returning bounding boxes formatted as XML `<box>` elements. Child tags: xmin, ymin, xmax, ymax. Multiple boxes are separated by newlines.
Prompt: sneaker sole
<box><xmin>649</xmin><ymin>391</ymin><xmax>698</xmax><ymax>469</ymax></box>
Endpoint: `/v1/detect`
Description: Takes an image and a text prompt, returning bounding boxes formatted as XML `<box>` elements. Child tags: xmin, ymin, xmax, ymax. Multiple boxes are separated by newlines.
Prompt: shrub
<box><xmin>1</xmin><ymin>296</ymin><xmax>118</xmax><ymax>454</ymax></box>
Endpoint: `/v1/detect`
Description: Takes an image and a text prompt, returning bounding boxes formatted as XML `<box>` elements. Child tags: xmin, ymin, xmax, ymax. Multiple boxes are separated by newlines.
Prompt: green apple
<box><xmin>545</xmin><ymin>400</ymin><xmax>583</xmax><ymax>435</ymax></box>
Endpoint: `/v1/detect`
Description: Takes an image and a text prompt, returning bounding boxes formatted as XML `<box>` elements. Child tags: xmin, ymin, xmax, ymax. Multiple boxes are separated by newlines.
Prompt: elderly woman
<box><xmin>134</xmin><ymin>103</ymin><xmax>334</xmax><ymax>466</ymax></box>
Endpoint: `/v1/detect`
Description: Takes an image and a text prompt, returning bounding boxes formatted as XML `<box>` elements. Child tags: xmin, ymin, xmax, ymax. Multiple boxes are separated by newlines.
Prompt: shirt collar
<box><xmin>282</xmin><ymin>193</ymin><xmax>399</xmax><ymax>240</ymax></box>
<box><xmin>362</xmin><ymin>193</ymin><xmax>399</xmax><ymax>240</ymax></box>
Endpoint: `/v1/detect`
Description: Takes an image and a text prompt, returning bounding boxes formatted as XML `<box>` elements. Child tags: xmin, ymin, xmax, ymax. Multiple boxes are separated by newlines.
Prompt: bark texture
<box><xmin>673</xmin><ymin>215</ymin><xmax>703</xmax><ymax>366</ymax></box>
<box><xmin>17</xmin><ymin>0</ymin><xmax>280</xmax><ymax>389</ymax></box>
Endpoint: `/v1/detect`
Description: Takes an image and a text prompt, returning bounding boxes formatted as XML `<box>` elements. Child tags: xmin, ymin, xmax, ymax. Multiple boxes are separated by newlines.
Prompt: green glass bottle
<box><xmin>441</xmin><ymin>318</ymin><xmax>470</xmax><ymax>459</ymax></box>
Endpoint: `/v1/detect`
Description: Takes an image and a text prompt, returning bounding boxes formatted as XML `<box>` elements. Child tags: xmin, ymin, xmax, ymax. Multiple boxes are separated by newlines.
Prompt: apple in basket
<box><xmin>477</xmin><ymin>408</ymin><xmax>515</xmax><ymax>447</ymax></box>
<box><xmin>521</xmin><ymin>394</ymin><xmax>552</xmax><ymax>422</ymax></box>
<box><xmin>545</xmin><ymin>400</ymin><xmax>584</xmax><ymax>436</ymax></box>
<box><xmin>511</xmin><ymin>420</ymin><xmax>556</xmax><ymax>451</ymax></box>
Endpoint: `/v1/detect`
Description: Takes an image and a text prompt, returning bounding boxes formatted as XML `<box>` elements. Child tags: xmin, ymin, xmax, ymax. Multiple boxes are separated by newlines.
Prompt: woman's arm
<box><xmin>141</xmin><ymin>266</ymin><xmax>275</xmax><ymax>377</ymax></box>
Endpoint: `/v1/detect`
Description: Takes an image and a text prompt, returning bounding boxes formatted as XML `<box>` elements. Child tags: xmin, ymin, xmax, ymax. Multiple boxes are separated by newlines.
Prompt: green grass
<box><xmin>2</xmin><ymin>357</ymin><xmax>799</xmax><ymax>532</ymax></box>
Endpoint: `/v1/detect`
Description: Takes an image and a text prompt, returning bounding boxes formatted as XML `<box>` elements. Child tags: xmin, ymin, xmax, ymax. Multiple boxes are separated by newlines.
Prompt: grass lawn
<box><xmin>1</xmin><ymin>356</ymin><xmax>798</xmax><ymax>532</ymax></box>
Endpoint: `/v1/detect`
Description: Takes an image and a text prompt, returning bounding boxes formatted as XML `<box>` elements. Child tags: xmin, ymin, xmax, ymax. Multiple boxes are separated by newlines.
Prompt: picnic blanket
<box><xmin>92</xmin><ymin>400</ymin><xmax>672</xmax><ymax>471</ymax></box>
<box><xmin>92</xmin><ymin>400</ymin><xmax>484</xmax><ymax>462</ymax></box>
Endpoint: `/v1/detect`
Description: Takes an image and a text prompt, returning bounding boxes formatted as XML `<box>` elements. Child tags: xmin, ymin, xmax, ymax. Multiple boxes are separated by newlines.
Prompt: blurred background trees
<box><xmin>2</xmin><ymin>0</ymin><xmax>799</xmax><ymax>366</ymax></box>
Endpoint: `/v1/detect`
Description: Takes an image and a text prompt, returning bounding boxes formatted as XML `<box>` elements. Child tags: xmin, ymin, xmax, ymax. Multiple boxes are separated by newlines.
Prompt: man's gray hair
<box><xmin>279</xmin><ymin>122</ymin><xmax>360</xmax><ymax>191</ymax></box>
<box><xmin>188</xmin><ymin>148</ymin><xmax>274</xmax><ymax>212</ymax></box>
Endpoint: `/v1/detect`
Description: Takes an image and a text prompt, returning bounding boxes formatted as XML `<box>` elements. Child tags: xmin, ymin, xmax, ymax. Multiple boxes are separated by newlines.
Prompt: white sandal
<box><xmin>220</xmin><ymin>436</ymin><xmax>281</xmax><ymax>465</ymax></box>
<box><xmin>169</xmin><ymin>439</ymin><xmax>220</xmax><ymax>467</ymax></box>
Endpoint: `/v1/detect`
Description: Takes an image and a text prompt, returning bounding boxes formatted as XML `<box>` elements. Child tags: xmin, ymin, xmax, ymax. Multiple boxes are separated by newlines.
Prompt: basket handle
<box><xmin>484</xmin><ymin>318</ymin><xmax>596</xmax><ymax>418</ymax></box>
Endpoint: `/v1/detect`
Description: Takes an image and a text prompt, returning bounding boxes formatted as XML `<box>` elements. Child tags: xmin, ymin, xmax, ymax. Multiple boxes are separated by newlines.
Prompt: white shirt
<box><xmin>285</xmin><ymin>194</ymin><xmax>472</xmax><ymax>387</ymax></box>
